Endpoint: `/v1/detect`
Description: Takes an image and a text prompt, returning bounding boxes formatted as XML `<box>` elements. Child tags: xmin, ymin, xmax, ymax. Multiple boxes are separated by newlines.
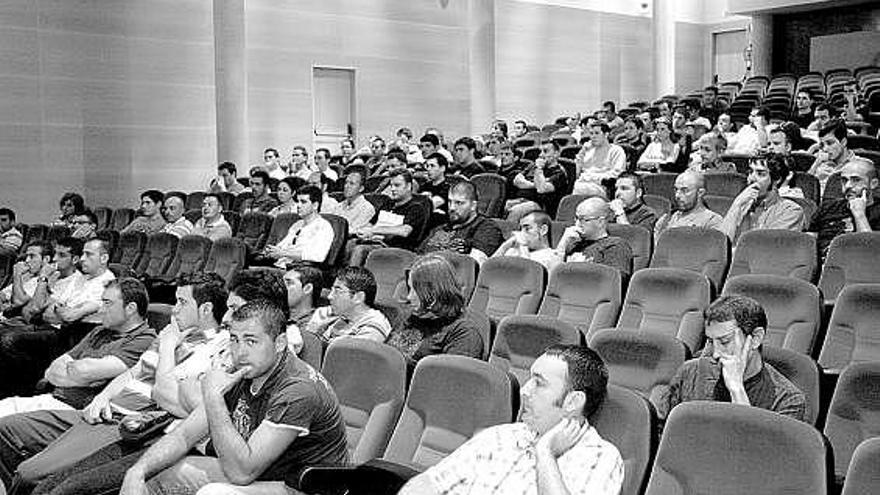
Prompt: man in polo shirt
<box><xmin>719</xmin><ymin>154</ymin><xmax>804</xmax><ymax>243</ymax></box>
<box><xmin>192</xmin><ymin>194</ymin><xmax>232</xmax><ymax>242</ymax></box>
<box><xmin>160</xmin><ymin>192</ymin><xmax>194</xmax><ymax>239</ymax></box>
<box><xmin>332</xmin><ymin>166</ymin><xmax>374</xmax><ymax>234</ymax></box>
<box><xmin>120</xmin><ymin>299</ymin><xmax>348</xmax><ymax>495</ymax></box>
<box><xmin>122</xmin><ymin>190</ymin><xmax>167</xmax><ymax>236</ymax></box>
<box><xmin>654</xmin><ymin>170</ymin><xmax>723</xmax><ymax>240</ymax></box>
<box><xmin>419</xmin><ymin>180</ymin><xmax>503</xmax><ymax>264</ymax></box>
<box><xmin>608</xmin><ymin>172</ymin><xmax>657</xmax><ymax>231</ymax></box>
<box><xmin>492</xmin><ymin>210</ymin><xmax>560</xmax><ymax>273</ymax></box>
<box><xmin>555</xmin><ymin>198</ymin><xmax>633</xmax><ymax>278</ymax></box>
<box><xmin>260</xmin><ymin>185</ymin><xmax>334</xmax><ymax>268</ymax></box>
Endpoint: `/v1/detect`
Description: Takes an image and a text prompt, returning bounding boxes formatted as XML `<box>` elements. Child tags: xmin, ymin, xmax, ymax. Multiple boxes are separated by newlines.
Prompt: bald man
<box><xmin>555</xmin><ymin>197</ymin><xmax>633</xmax><ymax>277</ymax></box>
<box><xmin>654</xmin><ymin>170</ymin><xmax>723</xmax><ymax>240</ymax></box>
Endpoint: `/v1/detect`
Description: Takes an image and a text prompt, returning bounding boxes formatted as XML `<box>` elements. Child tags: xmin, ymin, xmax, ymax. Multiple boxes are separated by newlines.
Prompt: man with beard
<box><xmin>654</xmin><ymin>170</ymin><xmax>723</xmax><ymax>240</ymax></box>
<box><xmin>418</xmin><ymin>180</ymin><xmax>503</xmax><ymax>264</ymax></box>
<box><xmin>808</xmin><ymin>157</ymin><xmax>880</xmax><ymax>259</ymax></box>
<box><xmin>556</xmin><ymin>198</ymin><xmax>633</xmax><ymax>278</ymax></box>
<box><xmin>808</xmin><ymin>119</ymin><xmax>858</xmax><ymax>192</ymax></box>
<box><xmin>608</xmin><ymin>173</ymin><xmax>657</xmax><ymax>231</ymax></box>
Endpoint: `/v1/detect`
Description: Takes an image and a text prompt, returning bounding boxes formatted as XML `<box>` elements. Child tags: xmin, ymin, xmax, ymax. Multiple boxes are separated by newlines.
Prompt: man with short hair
<box><xmin>241</xmin><ymin>170</ymin><xmax>280</xmax><ymax>214</ymax></box>
<box><xmin>0</xmin><ymin>208</ymin><xmax>22</xmax><ymax>255</ymax></box>
<box><xmin>599</xmin><ymin>100</ymin><xmax>625</xmax><ymax>134</ymax></box>
<box><xmin>289</xmin><ymin>145</ymin><xmax>311</xmax><ymax>180</ymax></box>
<box><xmin>654</xmin><ymin>295</ymin><xmax>806</xmax><ymax>422</ymax></box>
<box><xmin>806</xmin><ymin>103</ymin><xmax>834</xmax><ymax>133</ymax></box>
<box><xmin>333</xmin><ymin>166</ymin><xmax>375</xmax><ymax>233</ymax></box>
<box><xmin>122</xmin><ymin>191</ymin><xmax>166</xmax><ymax>235</ymax></box>
<box><xmin>808</xmin><ymin>157</ymin><xmax>880</xmax><ymax>259</ymax></box>
<box><xmin>767</xmin><ymin>127</ymin><xmax>793</xmax><ymax>156</ymax></box>
<box><xmin>70</xmin><ymin>210</ymin><xmax>98</xmax><ymax>240</ymax></box>
<box><xmin>507</xmin><ymin>141</ymin><xmax>569</xmax><ymax>221</ymax></box>
<box><xmin>307</xmin><ymin>266</ymin><xmax>391</xmax><ymax>344</ymax></box>
<box><xmin>192</xmin><ymin>194</ymin><xmax>232</xmax><ymax>242</ymax></box>
<box><xmin>401</xmin><ymin>344</ymin><xmax>624</xmax><ymax>495</ymax></box>
<box><xmin>263</xmin><ymin>148</ymin><xmax>286</xmax><ymax>181</ymax></box>
<box><xmin>209</xmin><ymin>162</ymin><xmax>246</xmax><ymax>195</ymax></box>
<box><xmin>419</xmin><ymin>133</ymin><xmax>442</xmax><ymax>163</ymax></box>
<box><xmin>808</xmin><ymin>119</ymin><xmax>857</xmax><ymax>191</ymax></box>
<box><xmin>573</xmin><ymin>123</ymin><xmax>626</xmax><ymax>194</ymax></box>
<box><xmin>20</xmin><ymin>237</ymin><xmax>83</xmax><ymax>325</ymax></box>
<box><xmin>306</xmin><ymin>171</ymin><xmax>340</xmax><ymax>213</ymax></box>
<box><xmin>261</xmin><ymin>185</ymin><xmax>335</xmax><ymax>268</ymax></box>
<box><xmin>790</xmin><ymin>89</ymin><xmax>815</xmax><ymax>129</ymax></box>
<box><xmin>120</xmin><ymin>299</ymin><xmax>349</xmax><ymax>495</ymax></box>
<box><xmin>0</xmin><ymin>241</ymin><xmax>53</xmax><ymax>317</ymax></box>
<box><xmin>512</xmin><ymin>119</ymin><xmax>529</xmax><ymax>139</ymax></box>
<box><xmin>365</xmin><ymin>137</ymin><xmax>388</xmax><ymax>174</ymax></box>
<box><xmin>314</xmin><ymin>148</ymin><xmax>339</xmax><ymax>183</ymax></box>
<box><xmin>452</xmin><ymin>137</ymin><xmax>486</xmax><ymax>178</ymax></box>
<box><xmin>420</xmin><ymin>153</ymin><xmax>451</xmax><ymax>214</ymax></box>
<box><xmin>283</xmin><ymin>264</ymin><xmax>324</xmax><ymax>355</ymax></box>
<box><xmin>654</xmin><ymin>170</ymin><xmax>724</xmax><ymax>239</ymax></box>
<box><xmin>730</xmin><ymin>106</ymin><xmax>770</xmax><ymax>155</ymax></box>
<box><xmin>492</xmin><ymin>210</ymin><xmax>560</xmax><ymax>272</ymax></box>
<box><xmin>160</xmin><ymin>192</ymin><xmax>194</xmax><ymax>238</ymax></box>
<box><xmin>354</xmin><ymin>169</ymin><xmax>429</xmax><ymax>252</ymax></box>
<box><xmin>223</xmin><ymin>269</ymin><xmax>304</xmax><ymax>356</ymax></box>
<box><xmin>496</xmin><ymin>141</ymin><xmax>525</xmax><ymax>187</ymax></box>
<box><xmin>419</xmin><ymin>181</ymin><xmax>503</xmax><ymax>264</ymax></box>
<box><xmin>692</xmin><ymin>133</ymin><xmax>734</xmax><ymax>172</ymax></box>
<box><xmin>609</xmin><ymin>172</ymin><xmax>657</xmax><ymax>231</ymax></box>
<box><xmin>556</xmin><ymin>198</ymin><xmax>633</xmax><ymax>277</ymax></box>
<box><xmin>698</xmin><ymin>86</ymin><xmax>727</xmax><ymax>124</ymax></box>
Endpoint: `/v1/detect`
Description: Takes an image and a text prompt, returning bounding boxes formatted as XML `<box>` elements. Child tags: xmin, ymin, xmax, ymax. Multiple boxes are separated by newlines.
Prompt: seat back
<box><xmin>265</xmin><ymin>213</ymin><xmax>300</xmax><ymax>246</ymax></box>
<box><xmin>321</xmin><ymin>214</ymin><xmax>349</xmax><ymax>266</ymax></box>
<box><xmin>538</xmin><ymin>262</ymin><xmax>622</xmax><ymax>339</ymax></box>
<box><xmin>722</xmin><ymin>274</ymin><xmax>821</xmax><ymax>355</ymax></box>
<box><xmin>730</xmin><ymin>229</ymin><xmax>817</xmax><ymax>282</ymax></box>
<box><xmin>383</xmin><ymin>355</ymin><xmax>513</xmax><ymax>469</ymax></box>
<box><xmin>468</xmin><ymin>257</ymin><xmax>546</xmax><ymax>323</ymax></box>
<box><xmin>617</xmin><ymin>268</ymin><xmax>711</xmax><ymax>353</ymax></box>
<box><xmin>704</xmin><ymin>171</ymin><xmax>747</xmax><ymax>198</ymax></box>
<box><xmin>135</xmin><ymin>233</ymin><xmax>179</xmax><ymax>277</ymax></box>
<box><xmin>762</xmin><ymin>345</ymin><xmax>821</xmax><ymax>426</ymax></box>
<box><xmin>470</xmin><ymin>173</ymin><xmax>506</xmax><ymax>218</ymax></box>
<box><xmin>702</xmin><ymin>194</ymin><xmax>734</xmax><ymax>216</ymax></box>
<box><xmin>299</xmin><ymin>330</ymin><xmax>324</xmax><ymax>370</ymax></box>
<box><xmin>322</xmin><ymin>339</ymin><xmax>407</xmax><ymax>464</ymax></box>
<box><xmin>110</xmin><ymin>208</ymin><xmax>136</xmax><ymax>231</ymax></box>
<box><xmin>824</xmin><ymin>362</ymin><xmax>880</xmax><ymax>479</ymax></box>
<box><xmin>818</xmin><ymin>284</ymin><xmax>880</xmax><ymax>371</ymax></box>
<box><xmin>641</xmin><ymin>172</ymin><xmax>678</xmax><ymax>202</ymax></box>
<box><xmin>0</xmin><ymin>251</ymin><xmax>14</xmax><ymax>289</ymax></box>
<box><xmin>818</xmin><ymin>232</ymin><xmax>880</xmax><ymax>303</ymax></box>
<box><xmin>841</xmin><ymin>437</ymin><xmax>880</xmax><ymax>495</ymax></box>
<box><xmin>223</xmin><ymin>210</ymin><xmax>241</xmax><ymax>236</ymax></box>
<box><xmin>235</xmin><ymin>212</ymin><xmax>273</xmax><ymax>252</ymax></box>
<box><xmin>93</xmin><ymin>206</ymin><xmax>113</xmax><ymax>230</ymax></box>
<box><xmin>607</xmin><ymin>223</ymin><xmax>653</xmax><ymax>272</ymax></box>
<box><xmin>24</xmin><ymin>224</ymin><xmax>47</xmax><ymax>244</ymax></box>
<box><xmin>216</xmin><ymin>191</ymin><xmax>235</xmax><ymax>211</ymax></box>
<box><xmin>185</xmin><ymin>191</ymin><xmax>206</xmax><ymax>211</ymax></box>
<box><xmin>165</xmin><ymin>235</ymin><xmax>212</xmax><ymax>277</ymax></box>
<box><xmin>204</xmin><ymin>237</ymin><xmax>247</xmax><ymax>284</ymax></box>
<box><xmin>435</xmin><ymin>250</ymin><xmax>479</xmax><ymax>301</ymax></box>
<box><xmin>592</xmin><ymin>385</ymin><xmax>656</xmax><ymax>495</ymax></box>
<box><xmin>116</xmin><ymin>230</ymin><xmax>147</xmax><ymax>268</ymax></box>
<box><xmin>556</xmin><ymin>194</ymin><xmax>602</xmax><ymax>222</ymax></box>
<box><xmin>96</xmin><ymin>229</ymin><xmax>120</xmax><ymax>261</ymax></box>
<box><xmin>645</xmin><ymin>402</ymin><xmax>827</xmax><ymax>495</ymax></box>
<box><xmin>45</xmin><ymin>225</ymin><xmax>70</xmax><ymax>244</ymax></box>
<box><xmin>790</xmin><ymin>171</ymin><xmax>820</xmax><ymax>204</ymax></box>
<box><xmin>232</xmin><ymin>191</ymin><xmax>254</xmax><ymax>213</ymax></box>
<box><xmin>643</xmin><ymin>194</ymin><xmax>671</xmax><ymax>219</ymax></box>
<box><xmin>488</xmin><ymin>315</ymin><xmax>581</xmax><ymax>387</ymax></box>
<box><xmin>651</xmin><ymin>226</ymin><xmax>730</xmax><ymax>292</ymax></box>
<box><xmin>365</xmin><ymin>248</ymin><xmax>416</xmax><ymax>306</ymax></box>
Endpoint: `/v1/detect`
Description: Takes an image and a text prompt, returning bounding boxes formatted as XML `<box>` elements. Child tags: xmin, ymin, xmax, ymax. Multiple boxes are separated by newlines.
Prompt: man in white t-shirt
<box><xmin>260</xmin><ymin>185</ymin><xmax>335</xmax><ymax>268</ymax></box>
<box><xmin>307</xmin><ymin>266</ymin><xmax>391</xmax><ymax>344</ymax></box>
<box><xmin>0</xmin><ymin>241</ymin><xmax>53</xmax><ymax>318</ymax></box>
<box><xmin>492</xmin><ymin>210</ymin><xmax>560</xmax><ymax>273</ymax></box>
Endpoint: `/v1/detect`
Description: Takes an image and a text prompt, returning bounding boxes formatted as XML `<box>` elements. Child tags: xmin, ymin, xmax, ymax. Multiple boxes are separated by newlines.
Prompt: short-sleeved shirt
<box><xmin>427</xmin><ymin>422</ymin><xmax>624</xmax><ymax>495</ymax></box>
<box><xmin>421</xmin><ymin>180</ymin><xmax>451</xmax><ymax>213</ymax></box>
<box><xmin>419</xmin><ymin>214</ymin><xmax>503</xmax><ymax>257</ymax></box>
<box><xmin>242</xmin><ymin>194</ymin><xmax>280</xmax><ymax>215</ymax></box>
<box><xmin>274</xmin><ymin>216</ymin><xmax>335</xmax><ymax>265</ymax></box>
<box><xmin>612</xmin><ymin>201</ymin><xmax>657</xmax><ymax>231</ymax></box>
<box><xmin>122</xmin><ymin>215</ymin><xmax>167</xmax><ymax>236</ymax></box>
<box><xmin>162</xmin><ymin>216</ymin><xmax>194</xmax><ymax>239</ymax></box>
<box><xmin>192</xmin><ymin>216</ymin><xmax>232</xmax><ymax>242</ymax></box>
<box><xmin>515</xmin><ymin>162</ymin><xmax>569</xmax><ymax>214</ymax></box>
<box><xmin>214</xmin><ymin>352</ymin><xmax>348</xmax><ymax>482</ymax></box>
<box><xmin>654</xmin><ymin>357</ymin><xmax>806</xmax><ymax>422</ymax></box>
<box><xmin>52</xmin><ymin>321</ymin><xmax>157</xmax><ymax>408</ymax></box>
<box><xmin>654</xmin><ymin>206</ymin><xmax>723</xmax><ymax>239</ymax></box>
<box><xmin>386</xmin><ymin>309</ymin><xmax>488</xmax><ymax>366</ymax></box>
<box><xmin>56</xmin><ymin>269</ymin><xmax>116</xmax><ymax>324</ymax></box>
<box><xmin>307</xmin><ymin>306</ymin><xmax>391</xmax><ymax>343</ymax></box>
<box><xmin>330</xmin><ymin>195</ymin><xmax>375</xmax><ymax>233</ymax></box>
<box><xmin>566</xmin><ymin>235</ymin><xmax>633</xmax><ymax>277</ymax></box>
<box><xmin>380</xmin><ymin>197</ymin><xmax>429</xmax><ymax>250</ymax></box>
<box><xmin>808</xmin><ymin>198</ymin><xmax>880</xmax><ymax>258</ymax></box>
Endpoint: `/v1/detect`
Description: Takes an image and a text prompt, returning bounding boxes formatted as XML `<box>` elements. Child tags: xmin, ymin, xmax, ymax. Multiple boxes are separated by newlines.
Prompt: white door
<box><xmin>313</xmin><ymin>67</ymin><xmax>355</xmax><ymax>154</ymax></box>
<box><xmin>713</xmin><ymin>30</ymin><xmax>748</xmax><ymax>84</ymax></box>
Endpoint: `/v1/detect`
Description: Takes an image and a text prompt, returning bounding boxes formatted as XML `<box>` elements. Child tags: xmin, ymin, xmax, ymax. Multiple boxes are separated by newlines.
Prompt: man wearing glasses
<box><xmin>306</xmin><ymin>266</ymin><xmax>391</xmax><ymax>344</ymax></box>
<box><xmin>555</xmin><ymin>197</ymin><xmax>632</xmax><ymax>277</ymax></box>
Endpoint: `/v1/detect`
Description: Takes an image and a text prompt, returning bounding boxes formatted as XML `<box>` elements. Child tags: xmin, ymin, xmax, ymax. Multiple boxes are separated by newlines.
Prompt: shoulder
<box><xmin>764</xmin><ymin>363</ymin><xmax>805</xmax><ymax>398</ymax></box>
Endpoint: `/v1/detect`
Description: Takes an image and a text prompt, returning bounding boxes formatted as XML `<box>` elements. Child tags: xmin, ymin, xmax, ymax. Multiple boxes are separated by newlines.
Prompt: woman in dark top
<box><xmin>386</xmin><ymin>254</ymin><xmax>488</xmax><ymax>366</ymax></box>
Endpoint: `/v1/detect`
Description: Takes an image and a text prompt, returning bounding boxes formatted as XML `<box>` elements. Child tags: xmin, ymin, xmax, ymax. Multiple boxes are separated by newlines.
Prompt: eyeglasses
<box><xmin>575</xmin><ymin>215</ymin><xmax>603</xmax><ymax>223</ymax></box>
<box><xmin>329</xmin><ymin>285</ymin><xmax>352</xmax><ymax>295</ymax></box>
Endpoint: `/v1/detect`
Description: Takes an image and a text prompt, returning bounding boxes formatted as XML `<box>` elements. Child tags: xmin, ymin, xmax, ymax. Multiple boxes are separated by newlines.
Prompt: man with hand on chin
<box><xmin>121</xmin><ymin>299</ymin><xmax>348</xmax><ymax>495</ymax></box>
<box><xmin>555</xmin><ymin>197</ymin><xmax>632</xmax><ymax>278</ymax></box>
<box><xmin>654</xmin><ymin>295</ymin><xmax>806</xmax><ymax>423</ymax></box>
<box><xmin>400</xmin><ymin>345</ymin><xmax>623</xmax><ymax>495</ymax></box>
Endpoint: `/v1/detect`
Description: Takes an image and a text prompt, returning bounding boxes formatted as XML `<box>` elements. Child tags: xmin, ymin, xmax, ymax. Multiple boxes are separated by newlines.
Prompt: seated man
<box><xmin>654</xmin><ymin>170</ymin><xmax>723</xmax><ymax>240</ymax></box>
<box><xmin>208</xmin><ymin>161</ymin><xmax>246</xmax><ymax>195</ymax></box>
<box><xmin>240</xmin><ymin>169</ymin><xmax>280</xmax><ymax>214</ymax></box>
<box><xmin>192</xmin><ymin>194</ymin><xmax>232</xmax><ymax>242</ymax></box>
<box><xmin>808</xmin><ymin>119</ymin><xmax>858</xmax><ymax>192</ymax></box>
<box><xmin>573</xmin><ymin>123</ymin><xmax>626</xmax><ymax>195</ymax></box>
<box><xmin>332</xmin><ymin>166</ymin><xmax>375</xmax><ymax>234</ymax></box>
<box><xmin>492</xmin><ymin>210</ymin><xmax>560</xmax><ymax>272</ymax></box>
<box><xmin>608</xmin><ymin>172</ymin><xmax>657</xmax><ymax>231</ymax></box>
<box><xmin>0</xmin><ymin>241</ymin><xmax>53</xmax><ymax>318</ymax></box>
<box><xmin>283</xmin><ymin>264</ymin><xmax>324</xmax><ymax>355</ymax></box>
<box><xmin>288</xmin><ymin>146</ymin><xmax>312</xmax><ymax>180</ymax></box>
<box><xmin>555</xmin><ymin>198</ymin><xmax>633</xmax><ymax>278</ymax></box>
<box><xmin>808</xmin><ymin>156</ymin><xmax>880</xmax><ymax>260</ymax></box>
<box><xmin>263</xmin><ymin>148</ymin><xmax>287</xmax><ymax>181</ymax></box>
<box><xmin>307</xmin><ymin>266</ymin><xmax>391</xmax><ymax>344</ymax></box>
<box><xmin>0</xmin><ymin>278</ymin><xmax>156</xmax><ymax>418</ymax></box>
<box><xmin>401</xmin><ymin>345</ymin><xmax>624</xmax><ymax>495</ymax></box>
<box><xmin>258</xmin><ymin>185</ymin><xmax>334</xmax><ymax>268</ymax></box>
<box><xmin>418</xmin><ymin>181</ymin><xmax>503</xmax><ymax>264</ymax></box>
<box><xmin>0</xmin><ymin>208</ymin><xmax>22</xmax><ymax>256</ymax></box>
<box><xmin>806</xmin><ymin>102</ymin><xmax>833</xmax><ymax>134</ymax></box>
<box><xmin>420</xmin><ymin>153</ymin><xmax>451</xmax><ymax>216</ymax></box>
<box><xmin>120</xmin><ymin>299</ymin><xmax>349</xmax><ymax>495</ymax></box>
<box><xmin>306</xmin><ymin>171</ymin><xmax>340</xmax><ymax>213</ymax></box>
<box><xmin>122</xmin><ymin>190</ymin><xmax>167</xmax><ymax>236</ymax></box>
<box><xmin>506</xmin><ymin>141</ymin><xmax>569</xmax><ymax>222</ymax></box>
<box><xmin>451</xmin><ymin>137</ymin><xmax>486</xmax><ymax>178</ymax></box>
<box><xmin>223</xmin><ymin>269</ymin><xmax>300</xmax><ymax>357</ymax></box>
<box><xmin>70</xmin><ymin>210</ymin><xmax>98</xmax><ymax>240</ymax></box>
<box><xmin>719</xmin><ymin>154</ymin><xmax>804</xmax><ymax>243</ymax></box>
<box><xmin>160</xmin><ymin>192</ymin><xmax>194</xmax><ymax>238</ymax></box>
<box><xmin>0</xmin><ymin>273</ymin><xmax>227</xmax><ymax>494</ymax></box>
<box><xmin>789</xmin><ymin>89</ymin><xmax>815</xmax><ymax>129</ymax></box>
<box><xmin>313</xmin><ymin>147</ymin><xmax>339</xmax><ymax>183</ymax></box>
<box><xmin>729</xmin><ymin>106</ymin><xmax>770</xmax><ymax>155</ymax></box>
<box><xmin>654</xmin><ymin>294</ymin><xmax>806</xmax><ymax>422</ymax></box>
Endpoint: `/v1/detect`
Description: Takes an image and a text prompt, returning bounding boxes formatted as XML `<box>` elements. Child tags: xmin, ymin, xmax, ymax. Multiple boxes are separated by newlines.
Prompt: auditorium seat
<box><xmin>223</xmin><ymin>210</ymin><xmax>241</xmax><ymax>236</ymax></box>
<box><xmin>818</xmin><ymin>284</ymin><xmax>880</xmax><ymax>372</ymax></box>
<box><xmin>135</xmin><ymin>233</ymin><xmax>178</xmax><ymax>278</ymax></box>
<box><xmin>231</xmin><ymin>191</ymin><xmax>253</xmax><ymax>213</ymax></box>
<box><xmin>488</xmin><ymin>315</ymin><xmax>582</xmax><ymax>386</ymax></box>
<box><xmin>364</xmin><ymin>248</ymin><xmax>416</xmax><ymax>306</ymax></box>
<box><xmin>615</xmin><ymin>267</ymin><xmax>711</xmax><ymax>354</ymax></box>
<box><xmin>115</xmin><ymin>230</ymin><xmax>147</xmax><ymax>267</ymax></box>
<box><xmin>183</xmin><ymin>209</ymin><xmax>201</xmax><ymax>224</ymax></box>
<box><xmin>471</xmin><ymin>173</ymin><xmax>506</xmax><ymax>218</ymax></box>
<box><xmin>468</xmin><ymin>257</ymin><xmax>546</xmax><ymax>327</ymax></box>
<box><xmin>824</xmin><ymin>362</ymin><xmax>880</xmax><ymax>482</ymax></box>
<box><xmin>704</xmin><ymin>171</ymin><xmax>747</xmax><ymax>198</ymax></box>
<box><xmin>322</xmin><ymin>213</ymin><xmax>349</xmax><ymax>267</ymax></box>
<box><xmin>641</xmin><ymin>172</ymin><xmax>677</xmax><ymax>202</ymax></box>
<box><xmin>93</xmin><ymin>206</ymin><xmax>112</xmax><ymax>230</ymax></box>
<box><xmin>645</xmin><ymin>402</ymin><xmax>828</xmax><ymax>495</ymax></box>
<box><xmin>539</xmin><ymin>262</ymin><xmax>622</xmax><ymax>339</ymax></box>
<box><xmin>651</xmin><ymin>226</ymin><xmax>730</xmax><ymax>293</ymax></box>
<box><xmin>95</xmin><ymin>229</ymin><xmax>120</xmax><ymax>261</ymax></box>
<box><xmin>591</xmin><ymin>385</ymin><xmax>656</xmax><ymax>495</ymax></box>
<box><xmin>364</xmin><ymin>194</ymin><xmax>393</xmax><ymax>220</ymax></box>
<box><xmin>185</xmin><ymin>191</ymin><xmax>205</xmax><ymax>211</ymax></box>
<box><xmin>45</xmin><ymin>225</ymin><xmax>70</xmax><ymax>244</ymax></box>
<box><xmin>299</xmin><ymin>330</ymin><xmax>324</xmax><ymax>370</ymax></box>
<box><xmin>549</xmin><ymin>220</ymin><xmax>570</xmax><ymax>248</ymax></box>
<box><xmin>110</xmin><ymin>208</ymin><xmax>135</xmax><ymax>231</ymax></box>
<box><xmin>24</xmin><ymin>224</ymin><xmax>46</xmax><ymax>245</ymax></box>
<box><xmin>0</xmin><ymin>251</ymin><xmax>14</xmax><ymax>288</ymax></box>
<box><xmin>203</xmin><ymin>237</ymin><xmax>247</xmax><ymax>284</ymax></box>
<box><xmin>823</xmin><ymin>173</ymin><xmax>845</xmax><ymax>204</ymax></box>
<box><xmin>790</xmin><ymin>171</ymin><xmax>820</xmax><ymax>204</ymax></box>
<box><xmin>607</xmin><ymin>223</ymin><xmax>653</xmax><ymax>272</ymax></box>
<box><xmin>165</xmin><ymin>235</ymin><xmax>212</xmax><ymax>277</ymax></box>
<box><xmin>556</xmin><ymin>194</ymin><xmax>602</xmax><ymax>222</ymax></box>
<box><xmin>702</xmin><ymin>194</ymin><xmax>733</xmax><ymax>216</ymax></box>
<box><xmin>729</xmin><ymin>230</ymin><xmax>817</xmax><ymax>282</ymax></box>
<box><xmin>265</xmin><ymin>213</ymin><xmax>299</xmax><ymax>247</ymax></box>
<box><xmin>643</xmin><ymin>194</ymin><xmax>671</xmax><ymax>219</ymax></box>
<box><xmin>818</xmin><ymin>232</ymin><xmax>880</xmax><ymax>305</ymax></box>
<box><xmin>762</xmin><ymin>345</ymin><xmax>821</xmax><ymax>426</ymax></box>
<box><xmin>235</xmin><ymin>211</ymin><xmax>272</xmax><ymax>253</ymax></box>
<box><xmin>216</xmin><ymin>191</ymin><xmax>235</xmax><ymax>211</ymax></box>
<box><xmin>841</xmin><ymin>437</ymin><xmax>880</xmax><ymax>495</ymax></box>
<box><xmin>435</xmin><ymin>250</ymin><xmax>478</xmax><ymax>301</ymax></box>
<box><xmin>382</xmin><ymin>355</ymin><xmax>513</xmax><ymax>469</ymax></box>
<box><xmin>722</xmin><ymin>275</ymin><xmax>821</xmax><ymax>355</ymax></box>
<box><xmin>589</xmin><ymin>329</ymin><xmax>687</xmax><ymax>405</ymax></box>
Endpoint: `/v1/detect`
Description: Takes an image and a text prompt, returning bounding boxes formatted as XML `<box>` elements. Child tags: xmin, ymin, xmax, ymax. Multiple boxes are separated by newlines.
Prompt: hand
<box><xmin>558</xmin><ymin>225</ymin><xmax>583</xmax><ymax>249</ymax></box>
<box><xmin>82</xmin><ymin>395</ymin><xmax>114</xmax><ymax>424</ymax></box>
<box><xmin>157</xmin><ymin>321</ymin><xmax>183</xmax><ymax>349</ymax></box>
<box><xmin>535</xmin><ymin>158</ymin><xmax>546</xmax><ymax>170</ymax></box>
<box><xmin>358</xmin><ymin>226</ymin><xmax>375</xmax><ymax>239</ymax></box>
<box><xmin>608</xmin><ymin>199</ymin><xmax>626</xmax><ymax>217</ymax></box>
<box><xmin>536</xmin><ymin>417</ymin><xmax>589</xmax><ymax>458</ymax></box>
<box><xmin>263</xmin><ymin>244</ymin><xmax>281</xmax><ymax>257</ymax></box>
<box><xmin>513</xmin><ymin>231</ymin><xmax>528</xmax><ymax>247</ymax></box>
<box><xmin>848</xmin><ymin>189</ymin><xmax>868</xmax><ymax>217</ymax></box>
<box><xmin>120</xmin><ymin>468</ymin><xmax>147</xmax><ymax>495</ymax></box>
<box><xmin>734</xmin><ymin>184</ymin><xmax>760</xmax><ymax>210</ymax></box>
<box><xmin>200</xmin><ymin>366</ymin><xmax>249</xmax><ymax>398</ymax></box>
<box><xmin>12</xmin><ymin>261</ymin><xmax>27</xmax><ymax>278</ymax></box>
<box><xmin>39</xmin><ymin>263</ymin><xmax>57</xmax><ymax>278</ymax></box>
<box><xmin>719</xmin><ymin>334</ymin><xmax>752</xmax><ymax>393</ymax></box>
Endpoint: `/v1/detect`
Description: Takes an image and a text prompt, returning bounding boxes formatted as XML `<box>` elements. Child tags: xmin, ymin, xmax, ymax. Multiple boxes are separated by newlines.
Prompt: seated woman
<box><xmin>50</xmin><ymin>192</ymin><xmax>85</xmax><ymax>228</ymax></box>
<box><xmin>386</xmin><ymin>254</ymin><xmax>488</xmax><ymax>368</ymax></box>
<box><xmin>267</xmin><ymin>176</ymin><xmax>306</xmax><ymax>217</ymax></box>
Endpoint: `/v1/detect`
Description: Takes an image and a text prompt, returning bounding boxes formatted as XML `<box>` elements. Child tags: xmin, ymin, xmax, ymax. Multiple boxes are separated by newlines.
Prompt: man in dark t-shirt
<box><xmin>506</xmin><ymin>140</ymin><xmax>568</xmax><ymax>221</ymax></box>
<box><xmin>121</xmin><ymin>300</ymin><xmax>348</xmax><ymax>494</ymax></box>
<box><xmin>555</xmin><ymin>197</ymin><xmax>633</xmax><ymax>278</ymax></box>
<box><xmin>419</xmin><ymin>180</ymin><xmax>503</xmax><ymax>263</ymax></box>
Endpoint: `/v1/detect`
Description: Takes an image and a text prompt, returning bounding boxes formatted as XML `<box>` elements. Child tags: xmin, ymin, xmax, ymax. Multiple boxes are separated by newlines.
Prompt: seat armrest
<box><xmin>296</xmin><ymin>460</ymin><xmax>422</xmax><ymax>495</ymax></box>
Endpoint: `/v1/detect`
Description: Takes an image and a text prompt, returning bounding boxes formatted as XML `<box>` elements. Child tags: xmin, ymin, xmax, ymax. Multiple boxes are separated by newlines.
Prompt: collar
<box><xmin>203</xmin><ymin>215</ymin><xmax>224</xmax><ymax>226</ymax></box>
<box><xmin>624</xmin><ymin>200</ymin><xmax>645</xmax><ymax>214</ymax></box>
<box><xmin>107</xmin><ymin>320</ymin><xmax>149</xmax><ymax>336</ymax></box>
<box><xmin>755</xmin><ymin>189</ymin><xmax>781</xmax><ymax>209</ymax></box>
<box><xmin>447</xmin><ymin>213</ymin><xmax>481</xmax><ymax>231</ymax></box>
<box><xmin>246</xmin><ymin>348</ymin><xmax>290</xmax><ymax>396</ymax></box>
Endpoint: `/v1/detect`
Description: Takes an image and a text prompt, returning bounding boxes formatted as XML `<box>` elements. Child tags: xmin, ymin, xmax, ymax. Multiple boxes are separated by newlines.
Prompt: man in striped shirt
<box><xmin>160</xmin><ymin>193</ymin><xmax>194</xmax><ymax>239</ymax></box>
